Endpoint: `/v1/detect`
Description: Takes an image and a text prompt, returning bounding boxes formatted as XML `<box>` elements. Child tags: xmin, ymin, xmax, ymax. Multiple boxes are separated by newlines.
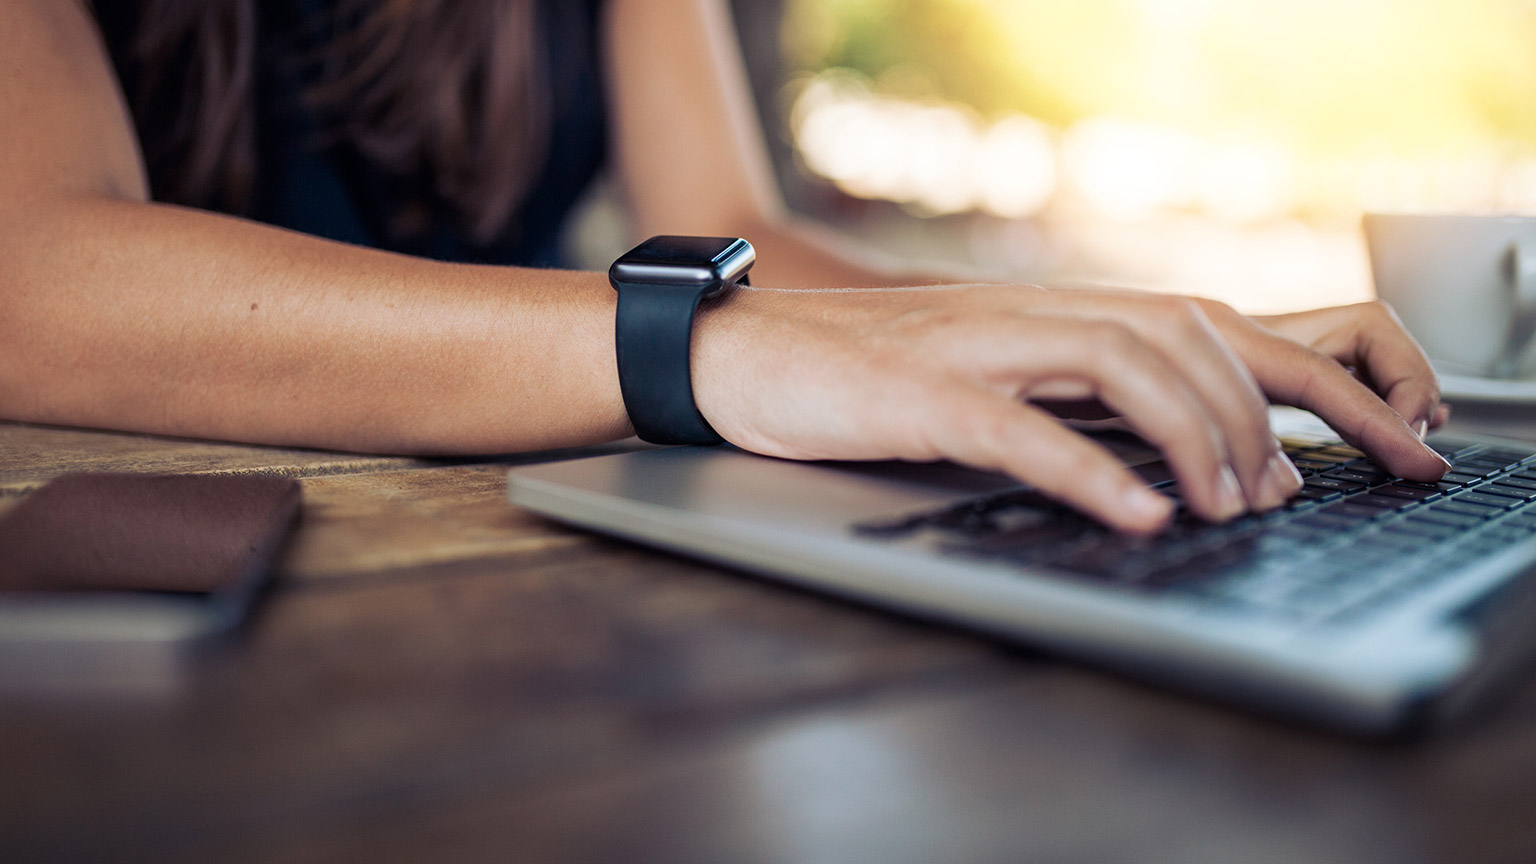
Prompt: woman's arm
<box><xmin>0</xmin><ymin>0</ymin><xmax>1446</xmax><ymax>534</ymax></box>
<box><xmin>603</xmin><ymin>0</ymin><xmax>924</xmax><ymax>288</ymax></box>
<box><xmin>0</xmin><ymin>0</ymin><xmax>632</xmax><ymax>454</ymax></box>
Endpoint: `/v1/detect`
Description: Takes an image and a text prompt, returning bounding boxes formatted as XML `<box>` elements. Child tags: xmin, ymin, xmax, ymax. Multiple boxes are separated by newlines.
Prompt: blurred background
<box><xmin>583</xmin><ymin>0</ymin><xmax>1536</xmax><ymax>314</ymax></box>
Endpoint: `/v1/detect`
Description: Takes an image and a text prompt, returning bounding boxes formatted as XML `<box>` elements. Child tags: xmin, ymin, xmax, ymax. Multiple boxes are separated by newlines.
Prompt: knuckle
<box><xmin>1195</xmin><ymin>297</ymin><xmax>1238</xmax><ymax>320</ymax></box>
<box><xmin>1086</xmin><ymin>319</ymin><xmax>1140</xmax><ymax>354</ymax></box>
<box><xmin>1357</xmin><ymin>299</ymin><xmax>1413</xmax><ymax>333</ymax></box>
<box><xmin>1163</xmin><ymin>296</ymin><xmax>1213</xmax><ymax>337</ymax></box>
<box><xmin>1365</xmin><ymin>298</ymin><xmax>1395</xmax><ymax>319</ymax></box>
<box><xmin>1158</xmin><ymin>294</ymin><xmax>1200</xmax><ymax>319</ymax></box>
<box><xmin>1361</xmin><ymin>298</ymin><xmax>1408</xmax><ymax>330</ymax></box>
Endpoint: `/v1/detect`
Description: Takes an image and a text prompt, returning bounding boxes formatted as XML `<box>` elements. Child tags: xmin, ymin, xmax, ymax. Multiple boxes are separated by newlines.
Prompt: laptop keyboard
<box><xmin>855</xmin><ymin>436</ymin><xmax>1536</xmax><ymax>626</ymax></box>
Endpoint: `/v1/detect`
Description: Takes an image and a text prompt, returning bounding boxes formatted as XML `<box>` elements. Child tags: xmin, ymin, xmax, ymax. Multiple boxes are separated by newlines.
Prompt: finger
<box><xmin>957</xmin><ymin>317</ymin><xmax>1249</xmax><ymax>521</ymax></box>
<box><xmin>1122</xmin><ymin>296</ymin><xmax>1288</xmax><ymax>510</ymax></box>
<box><xmin>1044</xmin><ymin>293</ymin><xmax>1286</xmax><ymax>512</ymax></box>
<box><xmin>925</xmin><ymin>385</ymin><xmax>1173</xmax><ymax>534</ymax></box>
<box><xmin>1238</xmin><ymin>326</ymin><xmax>1450</xmax><ymax>480</ymax></box>
<box><xmin>1431</xmin><ymin>402</ymin><xmax>1452</xmax><ymax>430</ymax></box>
<box><xmin>1256</xmin><ymin>301</ymin><xmax>1442</xmax><ymax>435</ymax></box>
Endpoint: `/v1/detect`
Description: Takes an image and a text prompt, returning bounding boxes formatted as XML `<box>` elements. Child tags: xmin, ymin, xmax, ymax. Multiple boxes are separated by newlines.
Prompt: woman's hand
<box><xmin>691</xmin><ymin>285</ymin><xmax>1448</xmax><ymax>535</ymax></box>
<box><xmin>1248</xmin><ymin>302</ymin><xmax>1451</xmax><ymax>435</ymax></box>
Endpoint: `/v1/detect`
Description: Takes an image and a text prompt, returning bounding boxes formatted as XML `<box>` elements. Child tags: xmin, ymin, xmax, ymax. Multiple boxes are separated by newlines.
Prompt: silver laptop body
<box><xmin>507</xmin><ymin>416</ymin><xmax>1536</xmax><ymax>735</ymax></box>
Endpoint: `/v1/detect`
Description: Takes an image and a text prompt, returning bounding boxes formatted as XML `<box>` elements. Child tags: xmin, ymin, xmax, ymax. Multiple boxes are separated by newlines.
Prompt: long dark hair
<box><xmin>123</xmin><ymin>0</ymin><xmax>549</xmax><ymax>243</ymax></box>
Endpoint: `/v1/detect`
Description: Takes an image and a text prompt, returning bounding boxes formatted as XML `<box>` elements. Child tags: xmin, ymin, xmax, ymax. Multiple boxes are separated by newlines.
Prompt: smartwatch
<box><xmin>609</xmin><ymin>235</ymin><xmax>755</xmax><ymax>445</ymax></box>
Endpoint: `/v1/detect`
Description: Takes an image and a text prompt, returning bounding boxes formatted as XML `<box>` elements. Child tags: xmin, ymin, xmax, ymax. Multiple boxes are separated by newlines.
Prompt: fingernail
<box><xmin>1418</xmin><ymin>439</ymin><xmax>1451</xmax><ymax>471</ymax></box>
<box><xmin>1213</xmin><ymin>465</ymin><xmax>1245</xmax><ymax>520</ymax></box>
<box><xmin>1254</xmin><ymin>471</ymin><xmax>1283</xmax><ymax>512</ymax></box>
<box><xmin>1278</xmin><ymin>452</ymin><xmax>1304</xmax><ymax>491</ymax></box>
<box><xmin>1415</xmin><ymin>419</ymin><xmax>1428</xmax><ymax>440</ymax></box>
<box><xmin>1256</xmin><ymin>453</ymin><xmax>1302</xmax><ymax>510</ymax></box>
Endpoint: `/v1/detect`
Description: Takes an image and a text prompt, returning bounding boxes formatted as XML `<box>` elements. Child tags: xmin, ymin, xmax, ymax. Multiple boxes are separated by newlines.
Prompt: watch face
<box><xmin>626</xmin><ymin>236</ymin><xmax>742</xmax><ymax>265</ymax></box>
<box><xmin>610</xmin><ymin>236</ymin><xmax>755</xmax><ymax>291</ymax></box>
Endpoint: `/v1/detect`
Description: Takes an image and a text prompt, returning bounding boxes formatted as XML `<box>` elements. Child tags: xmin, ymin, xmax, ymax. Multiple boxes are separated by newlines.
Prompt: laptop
<box><xmin>506</xmin><ymin>410</ymin><xmax>1536</xmax><ymax>735</ymax></box>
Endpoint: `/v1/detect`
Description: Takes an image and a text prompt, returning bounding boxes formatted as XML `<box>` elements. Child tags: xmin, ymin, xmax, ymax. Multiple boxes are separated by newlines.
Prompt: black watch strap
<box><xmin>614</xmin><ymin>278</ymin><xmax>743</xmax><ymax>445</ymax></box>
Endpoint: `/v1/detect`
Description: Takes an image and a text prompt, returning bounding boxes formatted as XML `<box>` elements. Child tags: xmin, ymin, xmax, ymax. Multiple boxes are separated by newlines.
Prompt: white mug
<box><xmin>1364</xmin><ymin>213</ymin><xmax>1536</xmax><ymax>379</ymax></box>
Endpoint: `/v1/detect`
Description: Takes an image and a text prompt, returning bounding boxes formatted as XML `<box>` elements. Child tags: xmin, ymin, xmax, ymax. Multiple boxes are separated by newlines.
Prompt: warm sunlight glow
<box><xmin>793</xmin><ymin>75</ymin><xmax>1057</xmax><ymax>217</ymax></box>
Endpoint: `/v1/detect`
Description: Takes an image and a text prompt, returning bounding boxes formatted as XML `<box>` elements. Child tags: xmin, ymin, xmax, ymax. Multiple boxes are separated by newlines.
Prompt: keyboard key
<box><xmin>1463</xmin><ymin>534</ymin><xmax>1517</xmax><ymax>554</ymax></box>
<box><xmin>1059</xmin><ymin>539</ymin><xmax>1159</xmax><ymax>580</ymax></box>
<box><xmin>1326</xmin><ymin>468</ymin><xmax>1393</xmax><ymax>485</ymax></box>
<box><xmin>1305</xmin><ymin>476</ymin><xmax>1367</xmax><ymax>494</ymax></box>
<box><xmin>1294</xmin><ymin>511</ymin><xmax>1366</xmax><ymax>531</ymax></box>
<box><xmin>1452</xmin><ymin>491</ymin><xmax>1523</xmax><ymax>510</ymax></box>
<box><xmin>1330</xmin><ymin>502</ymin><xmax>1397</xmax><ymax>521</ymax></box>
<box><xmin>1316</xmin><ymin>547</ymin><xmax>1394</xmax><ymax>572</ymax></box>
<box><xmin>1483</xmin><ymin>483</ymin><xmax>1536</xmax><ymax>502</ymax></box>
<box><xmin>1357</xmin><ymin>530</ymin><xmax>1430</xmax><ymax>550</ymax></box>
<box><xmin>1383</xmin><ymin>518</ymin><xmax>1459</xmax><ymax>539</ymax></box>
<box><xmin>1143</xmin><ymin>543</ymin><xmax>1263</xmax><ymax>587</ymax></box>
<box><xmin>1427</xmin><ymin>437</ymin><xmax>1484</xmax><ymax>458</ymax></box>
<box><xmin>1430</xmin><ymin>500</ymin><xmax>1502</xmax><ymax>519</ymax></box>
<box><xmin>1350</xmin><ymin>493</ymin><xmax>1416</xmax><ymax>510</ymax></box>
<box><xmin>1408</xmin><ymin>509</ymin><xmax>1484</xmax><ymax>528</ymax></box>
<box><xmin>1480</xmin><ymin>447</ymin><xmax>1536</xmax><ymax>464</ymax></box>
<box><xmin>1373</xmin><ymin>484</ymin><xmax>1442</xmax><ymax>503</ymax></box>
<box><xmin>1504</xmin><ymin>510</ymin><xmax>1536</xmax><ymax>529</ymax></box>
<box><xmin>1492</xmin><ymin>476</ymin><xmax>1536</xmax><ymax>492</ymax></box>
<box><xmin>1403</xmin><ymin>480</ymin><xmax>1464</xmax><ymax>494</ymax></box>
<box><xmin>1456</xmin><ymin>462</ymin><xmax>1521</xmax><ymax>478</ymax></box>
<box><xmin>1458</xmin><ymin>455</ymin><xmax>1524</xmax><ymax>472</ymax></box>
<box><xmin>1443</xmin><ymin>471</ymin><xmax>1489</xmax><ymax>484</ymax></box>
<box><xmin>1291</xmin><ymin>486</ymin><xmax>1342</xmax><ymax>504</ymax></box>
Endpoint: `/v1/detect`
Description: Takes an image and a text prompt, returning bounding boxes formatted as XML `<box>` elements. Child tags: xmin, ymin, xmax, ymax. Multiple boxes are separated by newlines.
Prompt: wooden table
<box><xmin>4</xmin><ymin>416</ymin><xmax>1536</xmax><ymax>864</ymax></box>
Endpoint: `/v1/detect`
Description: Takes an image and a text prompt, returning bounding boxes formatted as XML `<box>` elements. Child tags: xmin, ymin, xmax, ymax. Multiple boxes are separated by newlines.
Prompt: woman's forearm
<box><xmin>0</xmin><ymin>196</ymin><xmax>632</xmax><ymax>453</ymax></box>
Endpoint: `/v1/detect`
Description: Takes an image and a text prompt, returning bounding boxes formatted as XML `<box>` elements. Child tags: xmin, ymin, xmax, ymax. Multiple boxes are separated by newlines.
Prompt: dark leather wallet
<box><xmin>0</xmin><ymin>473</ymin><xmax>301</xmax><ymax>594</ymax></box>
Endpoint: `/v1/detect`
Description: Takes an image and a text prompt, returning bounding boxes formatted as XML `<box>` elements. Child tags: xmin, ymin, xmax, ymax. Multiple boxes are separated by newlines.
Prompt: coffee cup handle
<box><xmin>1496</xmin><ymin>238</ymin><xmax>1536</xmax><ymax>378</ymax></box>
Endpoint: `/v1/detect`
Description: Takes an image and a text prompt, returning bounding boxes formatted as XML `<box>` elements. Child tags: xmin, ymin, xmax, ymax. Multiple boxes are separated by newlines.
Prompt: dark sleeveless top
<box><xmin>90</xmin><ymin>0</ymin><xmax>609</xmax><ymax>268</ymax></box>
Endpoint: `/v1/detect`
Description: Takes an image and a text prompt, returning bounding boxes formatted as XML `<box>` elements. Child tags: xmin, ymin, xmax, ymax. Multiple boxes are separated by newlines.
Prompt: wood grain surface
<box><xmin>2</xmin><ymin>420</ymin><xmax>1536</xmax><ymax>864</ymax></box>
<box><xmin>0</xmin><ymin>422</ymin><xmax>421</xmax><ymax>497</ymax></box>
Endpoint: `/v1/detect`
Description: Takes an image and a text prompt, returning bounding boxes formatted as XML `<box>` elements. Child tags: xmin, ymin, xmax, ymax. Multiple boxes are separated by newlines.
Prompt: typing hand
<box><xmin>692</xmin><ymin>285</ymin><xmax>1447</xmax><ymax>535</ymax></box>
